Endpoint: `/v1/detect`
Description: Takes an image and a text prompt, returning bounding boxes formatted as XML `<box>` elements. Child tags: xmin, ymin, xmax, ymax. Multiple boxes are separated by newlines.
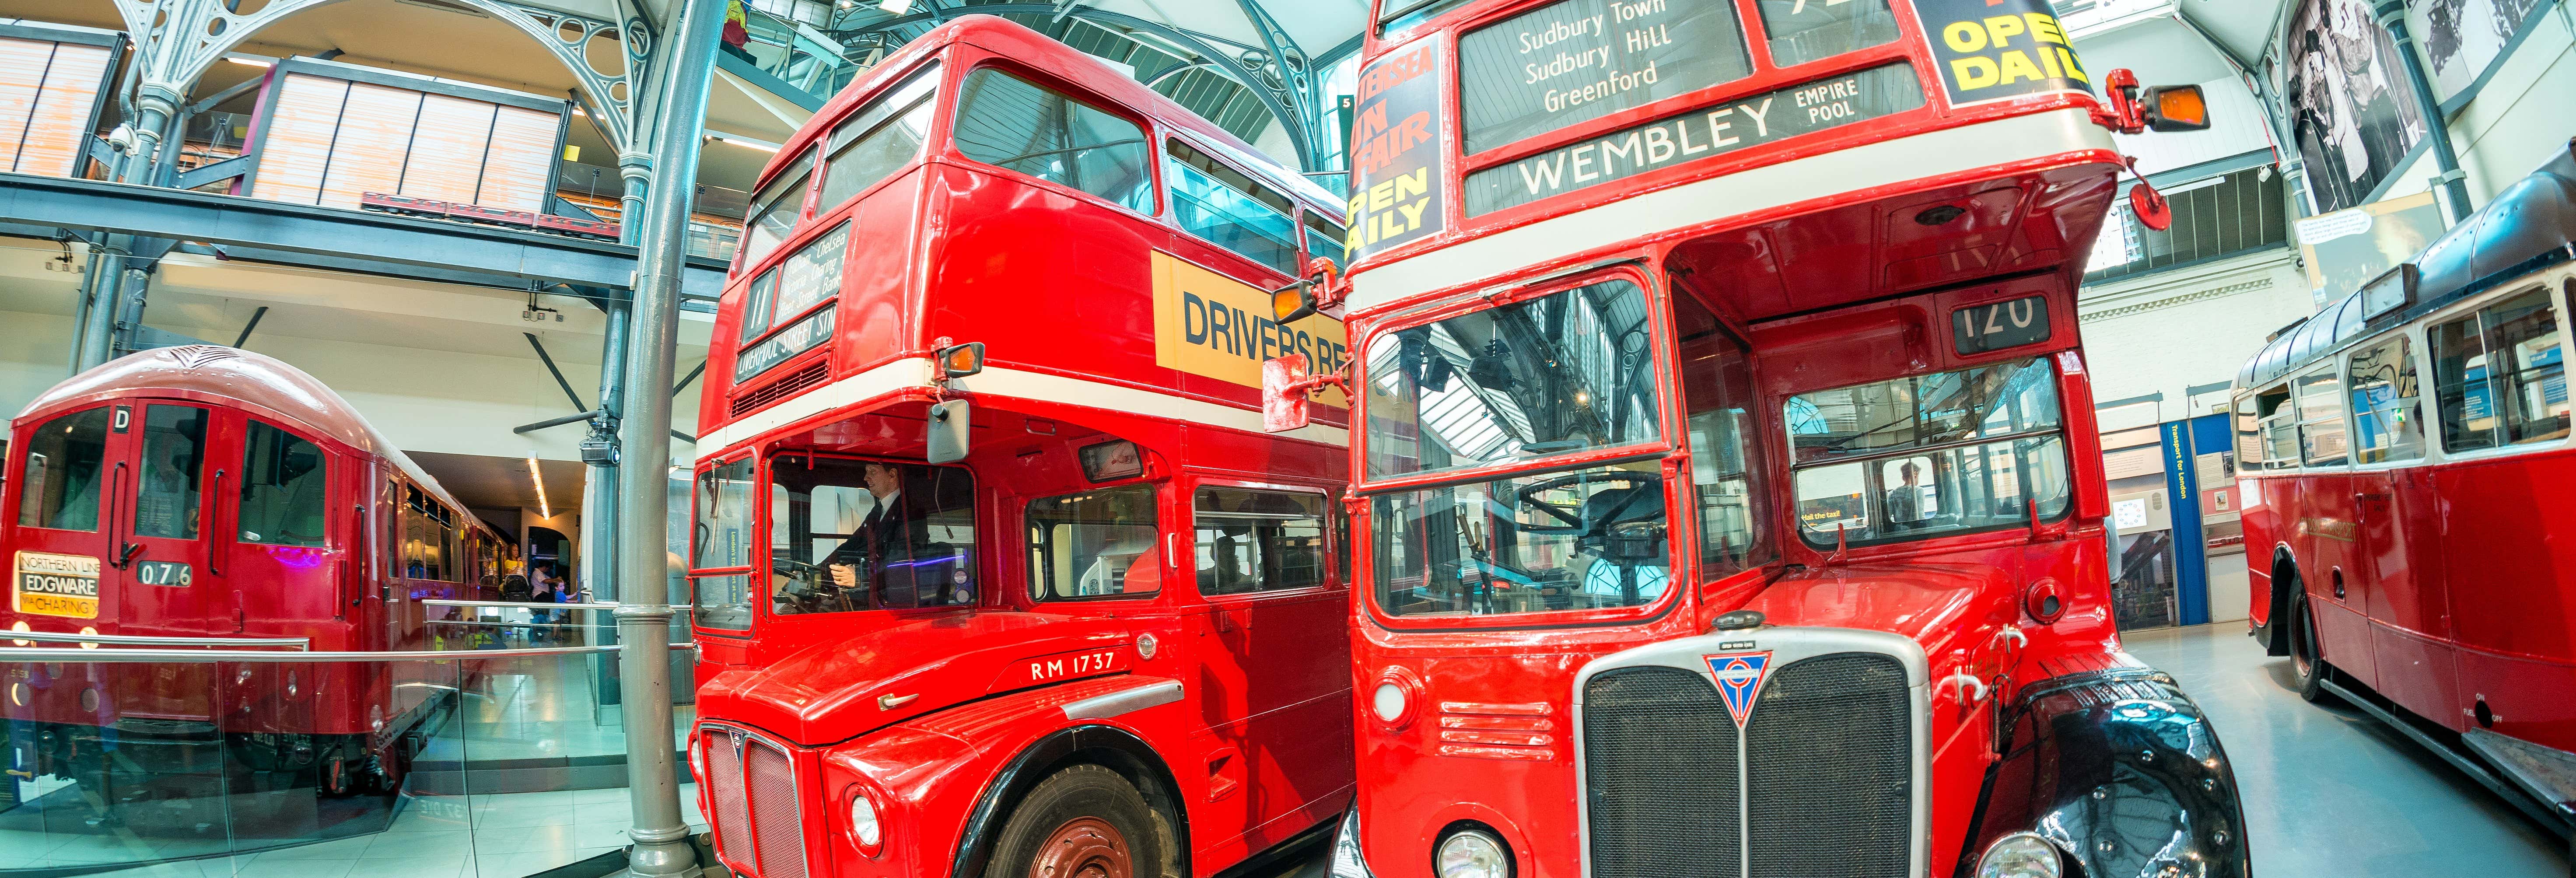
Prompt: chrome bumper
<box><xmin>1328</xmin><ymin>806</ymin><xmax>1376</xmax><ymax>878</ymax></box>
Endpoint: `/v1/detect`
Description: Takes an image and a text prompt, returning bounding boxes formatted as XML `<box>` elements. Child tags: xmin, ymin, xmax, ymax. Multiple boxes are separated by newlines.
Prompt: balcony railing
<box><xmin>2083</xmin><ymin>166</ymin><xmax>2291</xmax><ymax>284</ymax></box>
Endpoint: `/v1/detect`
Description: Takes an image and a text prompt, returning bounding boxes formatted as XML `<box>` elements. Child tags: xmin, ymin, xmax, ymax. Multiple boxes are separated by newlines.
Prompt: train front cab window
<box><xmin>238</xmin><ymin>420</ymin><xmax>328</xmax><ymax>548</ymax></box>
<box><xmin>1785</xmin><ymin>357</ymin><xmax>2074</xmax><ymax>546</ymax></box>
<box><xmin>18</xmin><ymin>406</ymin><xmax>112</xmax><ymax>532</ymax></box>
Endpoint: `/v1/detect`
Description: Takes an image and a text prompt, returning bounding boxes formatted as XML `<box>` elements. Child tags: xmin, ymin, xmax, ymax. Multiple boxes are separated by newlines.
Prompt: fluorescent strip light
<box><xmin>228</xmin><ymin>56</ymin><xmax>272</xmax><ymax>68</ymax></box>
<box><xmin>528</xmin><ymin>455</ymin><xmax>552</xmax><ymax>520</ymax></box>
<box><xmin>880</xmin><ymin>0</ymin><xmax>914</xmax><ymax>13</ymax></box>
<box><xmin>710</xmin><ymin>133</ymin><xmax>780</xmax><ymax>153</ymax></box>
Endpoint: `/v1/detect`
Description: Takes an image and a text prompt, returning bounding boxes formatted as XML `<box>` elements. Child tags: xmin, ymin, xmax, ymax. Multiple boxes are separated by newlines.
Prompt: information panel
<box><xmin>1345</xmin><ymin>36</ymin><xmax>1449</xmax><ymax>261</ymax></box>
<box><xmin>1457</xmin><ymin>0</ymin><xmax>1754</xmax><ymax>154</ymax></box>
<box><xmin>1912</xmin><ymin>0</ymin><xmax>2090</xmax><ymax>107</ymax></box>
<box><xmin>1464</xmin><ymin>63</ymin><xmax>1922</xmax><ymax>216</ymax></box>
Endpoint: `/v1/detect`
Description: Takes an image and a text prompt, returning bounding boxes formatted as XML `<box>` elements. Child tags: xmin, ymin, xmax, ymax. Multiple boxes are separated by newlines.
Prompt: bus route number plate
<box><xmin>1953</xmin><ymin>296</ymin><xmax>2050</xmax><ymax>355</ymax></box>
<box><xmin>14</xmin><ymin>551</ymin><xmax>101</xmax><ymax>619</ymax></box>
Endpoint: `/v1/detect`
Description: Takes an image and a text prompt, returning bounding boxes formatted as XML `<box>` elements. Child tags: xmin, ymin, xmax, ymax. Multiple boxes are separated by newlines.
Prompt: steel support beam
<box><xmin>613</xmin><ymin>2</ymin><xmax>722</xmax><ymax>877</ymax></box>
<box><xmin>2372</xmin><ymin>0</ymin><xmax>2475</xmax><ymax>222</ymax></box>
<box><xmin>0</xmin><ymin>172</ymin><xmax>729</xmax><ymax>300</ymax></box>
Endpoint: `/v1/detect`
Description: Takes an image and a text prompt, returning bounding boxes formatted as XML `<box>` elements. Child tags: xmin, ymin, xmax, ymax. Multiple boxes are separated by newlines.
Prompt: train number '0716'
<box><xmin>1022</xmin><ymin>648</ymin><xmax>1128</xmax><ymax>684</ymax></box>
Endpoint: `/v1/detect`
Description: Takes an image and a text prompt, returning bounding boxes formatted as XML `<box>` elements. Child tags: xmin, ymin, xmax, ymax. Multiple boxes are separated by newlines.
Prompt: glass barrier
<box><xmin>2</xmin><ymin>640</ymin><xmax>699</xmax><ymax>878</ymax></box>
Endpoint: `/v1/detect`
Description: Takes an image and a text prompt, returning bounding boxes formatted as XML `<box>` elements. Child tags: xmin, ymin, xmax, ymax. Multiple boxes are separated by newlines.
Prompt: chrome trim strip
<box><xmin>1327</xmin><ymin>806</ymin><xmax>1378</xmax><ymax>878</ymax></box>
<box><xmin>0</xmin><ymin>644</ymin><xmax>690</xmax><ymax>662</ymax></box>
<box><xmin>1060</xmin><ymin>679</ymin><xmax>1183</xmax><ymax>721</ymax></box>
<box><xmin>1570</xmin><ymin>626</ymin><xmax>1932</xmax><ymax>878</ymax></box>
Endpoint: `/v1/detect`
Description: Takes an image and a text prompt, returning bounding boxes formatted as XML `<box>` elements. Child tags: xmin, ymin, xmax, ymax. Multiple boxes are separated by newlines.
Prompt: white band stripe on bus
<box><xmin>695</xmin><ymin>357</ymin><xmax>1351</xmax><ymax>460</ymax></box>
<box><xmin>1344</xmin><ymin>108</ymin><xmax>2122</xmax><ymax>315</ymax></box>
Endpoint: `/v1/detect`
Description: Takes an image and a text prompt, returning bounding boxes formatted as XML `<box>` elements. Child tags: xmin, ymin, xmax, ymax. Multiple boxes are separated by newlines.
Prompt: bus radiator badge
<box><xmin>1704</xmin><ymin>652</ymin><xmax>1774</xmax><ymax>728</ymax></box>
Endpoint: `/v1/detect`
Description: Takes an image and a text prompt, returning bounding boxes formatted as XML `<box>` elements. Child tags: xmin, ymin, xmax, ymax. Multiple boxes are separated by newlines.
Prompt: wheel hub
<box><xmin>1030</xmin><ymin>816</ymin><xmax>1132</xmax><ymax>878</ymax></box>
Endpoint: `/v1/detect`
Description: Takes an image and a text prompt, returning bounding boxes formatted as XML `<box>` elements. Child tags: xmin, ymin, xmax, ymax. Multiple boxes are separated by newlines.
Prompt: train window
<box><xmin>692</xmin><ymin>458</ymin><xmax>756</xmax><ymax>630</ymax></box>
<box><xmin>2293</xmin><ymin>367</ymin><xmax>2348</xmax><ymax>465</ymax></box>
<box><xmin>17</xmin><ymin>407</ymin><xmax>111</xmax><ymax>532</ymax></box>
<box><xmin>1194</xmin><ymin>488</ymin><xmax>1327</xmax><ymax>595</ymax></box>
<box><xmin>1303</xmin><ymin>212</ymin><xmax>1348</xmax><ymax>268</ymax></box>
<box><xmin>952</xmin><ymin>68</ymin><xmax>1154</xmax><ymax>213</ymax></box>
<box><xmin>769</xmin><ymin>456</ymin><xmax>978</xmax><ymax>614</ymax></box>
<box><xmin>1167</xmin><ymin>139</ymin><xmax>1300</xmax><ymax>274</ymax></box>
<box><xmin>2431</xmin><ymin>289</ymin><xmax>2569</xmax><ymax>452</ymax></box>
<box><xmin>134</xmin><ymin>405</ymin><xmax>209</xmax><ymax>540</ymax></box>
<box><xmin>2346</xmin><ymin>337</ymin><xmax>2425</xmax><ymax>464</ymax></box>
<box><xmin>1027</xmin><ymin>484</ymin><xmax>1161</xmax><ymax>600</ymax></box>
<box><xmin>1676</xmin><ymin>291</ymin><xmax>1774</xmax><ymax>577</ymax></box>
<box><xmin>740</xmin><ymin>148</ymin><xmax>816</xmax><ymax>269</ymax></box>
<box><xmin>1757</xmin><ymin>0</ymin><xmax>1899</xmax><ymax>68</ymax></box>
<box><xmin>238</xmin><ymin>421</ymin><xmax>328</xmax><ymax>548</ymax></box>
<box><xmin>2253</xmin><ymin>384</ymin><xmax>2297</xmax><ymax>469</ymax></box>
<box><xmin>818</xmin><ymin>64</ymin><xmax>940</xmax><ymax>211</ymax></box>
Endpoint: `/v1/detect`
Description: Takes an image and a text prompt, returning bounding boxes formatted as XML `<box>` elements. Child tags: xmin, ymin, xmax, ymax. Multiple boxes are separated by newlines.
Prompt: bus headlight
<box><xmin>847</xmin><ymin>788</ymin><xmax>883</xmax><ymax>852</ymax></box>
<box><xmin>1434</xmin><ymin>829</ymin><xmax>1510</xmax><ymax>878</ymax></box>
<box><xmin>1977</xmin><ymin>833</ymin><xmax>2062</xmax><ymax>878</ymax></box>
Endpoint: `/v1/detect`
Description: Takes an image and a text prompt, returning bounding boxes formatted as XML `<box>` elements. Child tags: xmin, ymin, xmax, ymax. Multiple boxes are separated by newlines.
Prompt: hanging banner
<box><xmin>1345</xmin><ymin>35</ymin><xmax>1449</xmax><ymax>261</ymax></box>
<box><xmin>1912</xmin><ymin>0</ymin><xmax>2090</xmax><ymax>108</ymax></box>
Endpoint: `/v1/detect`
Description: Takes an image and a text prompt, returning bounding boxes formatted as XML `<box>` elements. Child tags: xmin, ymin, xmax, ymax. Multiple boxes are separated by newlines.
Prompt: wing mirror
<box><xmin>1262</xmin><ymin>353</ymin><xmax>1348</xmax><ymax>433</ymax></box>
<box><xmin>1270</xmin><ymin>257</ymin><xmax>1346</xmax><ymax>325</ymax></box>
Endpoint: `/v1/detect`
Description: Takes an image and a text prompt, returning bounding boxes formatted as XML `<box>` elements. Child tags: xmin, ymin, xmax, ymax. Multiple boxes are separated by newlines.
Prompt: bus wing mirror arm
<box><xmin>1271</xmin><ymin>258</ymin><xmax>1347</xmax><ymax>325</ymax></box>
<box><xmin>1262</xmin><ymin>353</ymin><xmax>1349</xmax><ymax>433</ymax></box>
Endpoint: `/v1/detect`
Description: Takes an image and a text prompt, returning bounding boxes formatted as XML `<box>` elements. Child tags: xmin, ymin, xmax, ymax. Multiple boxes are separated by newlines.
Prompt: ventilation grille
<box><xmin>1745</xmin><ymin>653</ymin><xmax>1911</xmax><ymax>878</ymax></box>
<box><xmin>730</xmin><ymin>360</ymin><xmax>830</xmax><ymax>418</ymax></box>
<box><xmin>705</xmin><ymin>730</ymin><xmax>754</xmax><ymax>873</ymax></box>
<box><xmin>161</xmin><ymin>346</ymin><xmax>244</xmax><ymax>369</ymax></box>
<box><xmin>747</xmin><ymin>740</ymin><xmax>809</xmax><ymax>878</ymax></box>
<box><xmin>1582</xmin><ymin>667</ymin><xmax>1741</xmax><ymax>878</ymax></box>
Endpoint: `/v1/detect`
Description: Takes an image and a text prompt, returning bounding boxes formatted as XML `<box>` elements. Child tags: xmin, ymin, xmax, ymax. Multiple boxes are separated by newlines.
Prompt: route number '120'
<box><xmin>1953</xmin><ymin>295</ymin><xmax>2051</xmax><ymax>355</ymax></box>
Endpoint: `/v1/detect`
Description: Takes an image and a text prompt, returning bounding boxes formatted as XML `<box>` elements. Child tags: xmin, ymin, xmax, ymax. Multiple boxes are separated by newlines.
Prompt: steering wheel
<box><xmin>1513</xmin><ymin>470</ymin><xmax>1658</xmax><ymax>533</ymax></box>
<box><xmin>770</xmin><ymin>556</ymin><xmax>853</xmax><ymax>613</ymax></box>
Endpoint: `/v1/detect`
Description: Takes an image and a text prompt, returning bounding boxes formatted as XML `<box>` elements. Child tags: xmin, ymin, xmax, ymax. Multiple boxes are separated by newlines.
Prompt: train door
<box><xmin>9</xmin><ymin>405</ymin><xmax>121</xmax><ymax>631</ymax></box>
<box><xmin>1188</xmin><ymin>482</ymin><xmax>1352</xmax><ymax>849</ymax></box>
<box><xmin>116</xmin><ymin>402</ymin><xmax>231</xmax><ymax>637</ymax></box>
<box><xmin>225</xmin><ymin>416</ymin><xmax>343</xmax><ymax>632</ymax></box>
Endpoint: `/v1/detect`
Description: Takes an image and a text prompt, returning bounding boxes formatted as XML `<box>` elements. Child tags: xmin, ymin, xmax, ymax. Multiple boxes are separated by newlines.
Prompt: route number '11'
<box><xmin>1953</xmin><ymin>295</ymin><xmax>2051</xmax><ymax>355</ymax></box>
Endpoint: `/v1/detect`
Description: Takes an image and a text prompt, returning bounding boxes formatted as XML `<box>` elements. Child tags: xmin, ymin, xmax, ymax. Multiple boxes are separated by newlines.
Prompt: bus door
<box><xmin>2288</xmin><ymin>366</ymin><xmax>2376</xmax><ymax>688</ymax></box>
<box><xmin>10</xmin><ymin>404</ymin><xmax>123</xmax><ymax>632</ymax></box>
<box><xmin>2342</xmin><ymin>336</ymin><xmax>2457</xmax><ymax>724</ymax></box>
<box><xmin>1188</xmin><ymin>483</ymin><xmax>1351</xmax><ymax>847</ymax></box>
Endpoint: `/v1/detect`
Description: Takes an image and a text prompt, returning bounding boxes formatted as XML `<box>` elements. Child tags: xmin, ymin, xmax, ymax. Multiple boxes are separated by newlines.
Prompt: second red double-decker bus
<box><xmin>2233</xmin><ymin>142</ymin><xmax>2576</xmax><ymax>843</ymax></box>
<box><xmin>685</xmin><ymin>15</ymin><xmax>1362</xmax><ymax>878</ymax></box>
<box><xmin>1268</xmin><ymin>1</ymin><xmax>2248</xmax><ymax>877</ymax></box>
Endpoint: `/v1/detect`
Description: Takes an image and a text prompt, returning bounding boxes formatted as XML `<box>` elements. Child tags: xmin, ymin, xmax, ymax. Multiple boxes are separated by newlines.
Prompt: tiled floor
<box><xmin>2125</xmin><ymin>623</ymin><xmax>2569</xmax><ymax>876</ymax></box>
<box><xmin>1</xmin><ymin>784</ymin><xmax>707</xmax><ymax>878</ymax></box>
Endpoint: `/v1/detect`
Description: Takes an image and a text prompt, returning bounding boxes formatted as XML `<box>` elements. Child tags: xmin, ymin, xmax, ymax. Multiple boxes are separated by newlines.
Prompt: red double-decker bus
<box><xmin>1267</xmin><ymin>1</ymin><xmax>2244</xmax><ymax>877</ymax></box>
<box><xmin>684</xmin><ymin>15</ymin><xmax>1360</xmax><ymax>878</ymax></box>
<box><xmin>2233</xmin><ymin>143</ymin><xmax>2576</xmax><ymax>841</ymax></box>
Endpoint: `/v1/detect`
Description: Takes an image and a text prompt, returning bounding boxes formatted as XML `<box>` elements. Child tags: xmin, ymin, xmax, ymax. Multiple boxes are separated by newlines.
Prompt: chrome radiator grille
<box><xmin>1580</xmin><ymin>648</ymin><xmax>1917</xmax><ymax>878</ymax></box>
<box><xmin>704</xmin><ymin>724</ymin><xmax>809</xmax><ymax>878</ymax></box>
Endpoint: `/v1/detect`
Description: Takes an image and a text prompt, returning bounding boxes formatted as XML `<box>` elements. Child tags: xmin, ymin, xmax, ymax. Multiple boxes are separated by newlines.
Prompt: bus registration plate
<box><xmin>14</xmin><ymin>551</ymin><xmax>101</xmax><ymax>619</ymax></box>
<box><xmin>1018</xmin><ymin>647</ymin><xmax>1129</xmax><ymax>685</ymax></box>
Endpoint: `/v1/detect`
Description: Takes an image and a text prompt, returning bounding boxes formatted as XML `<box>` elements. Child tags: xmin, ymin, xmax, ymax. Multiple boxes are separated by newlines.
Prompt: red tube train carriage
<box><xmin>1264</xmin><ymin>0</ymin><xmax>2248</xmax><ymax>876</ymax></box>
<box><xmin>2233</xmin><ymin>142</ymin><xmax>2576</xmax><ymax>841</ymax></box>
<box><xmin>685</xmin><ymin>16</ymin><xmax>1362</xmax><ymax>878</ymax></box>
<box><xmin>4</xmin><ymin>346</ymin><xmax>508</xmax><ymax>799</ymax></box>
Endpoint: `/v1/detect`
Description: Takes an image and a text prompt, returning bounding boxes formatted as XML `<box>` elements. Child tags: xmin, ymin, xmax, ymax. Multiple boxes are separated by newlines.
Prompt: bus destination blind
<box><xmin>1457</xmin><ymin>0</ymin><xmax>1754</xmax><ymax>154</ymax></box>
<box><xmin>1463</xmin><ymin>63</ymin><xmax>1923</xmax><ymax>216</ymax></box>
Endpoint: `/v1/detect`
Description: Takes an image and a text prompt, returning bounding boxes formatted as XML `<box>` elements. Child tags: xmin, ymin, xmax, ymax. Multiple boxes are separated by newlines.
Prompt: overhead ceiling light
<box><xmin>527</xmin><ymin>454</ymin><xmax>552</xmax><ymax>520</ymax></box>
<box><xmin>709</xmin><ymin>133</ymin><xmax>780</xmax><ymax>153</ymax></box>
<box><xmin>879</xmin><ymin>0</ymin><xmax>914</xmax><ymax>12</ymax></box>
<box><xmin>228</xmin><ymin>56</ymin><xmax>272</xmax><ymax>68</ymax></box>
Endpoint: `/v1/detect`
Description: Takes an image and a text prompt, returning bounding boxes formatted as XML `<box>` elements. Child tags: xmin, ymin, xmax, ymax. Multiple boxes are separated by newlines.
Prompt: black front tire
<box><xmin>2290</xmin><ymin>595</ymin><xmax>2333</xmax><ymax>703</ymax></box>
<box><xmin>983</xmin><ymin>764</ymin><xmax>1169</xmax><ymax>878</ymax></box>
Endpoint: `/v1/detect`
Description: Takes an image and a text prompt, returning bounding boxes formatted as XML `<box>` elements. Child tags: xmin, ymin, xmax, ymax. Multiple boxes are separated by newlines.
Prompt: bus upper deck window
<box><xmin>742</xmin><ymin>150</ymin><xmax>816</xmax><ymax>269</ymax></box>
<box><xmin>1756</xmin><ymin>0</ymin><xmax>1899</xmax><ymax>68</ymax></box>
<box><xmin>17</xmin><ymin>407</ymin><xmax>112</xmax><ymax>532</ymax></box>
<box><xmin>1167</xmin><ymin>139</ymin><xmax>1300</xmax><ymax>275</ymax></box>
<box><xmin>819</xmin><ymin>64</ymin><xmax>942</xmax><ymax>211</ymax></box>
<box><xmin>953</xmin><ymin>69</ymin><xmax>1153</xmax><ymax>213</ymax></box>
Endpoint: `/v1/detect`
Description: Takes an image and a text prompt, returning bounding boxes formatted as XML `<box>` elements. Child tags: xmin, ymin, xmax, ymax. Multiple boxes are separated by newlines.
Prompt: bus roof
<box><xmin>2238</xmin><ymin>139</ymin><xmax>2576</xmax><ymax>391</ymax></box>
<box><xmin>17</xmin><ymin>345</ymin><xmax>493</xmax><ymax>535</ymax></box>
<box><xmin>757</xmin><ymin>14</ymin><xmax>1343</xmax><ymax>217</ymax></box>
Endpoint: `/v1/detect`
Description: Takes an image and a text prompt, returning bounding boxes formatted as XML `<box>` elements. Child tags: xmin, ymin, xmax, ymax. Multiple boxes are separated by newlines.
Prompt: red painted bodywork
<box><xmin>2240</xmin><ymin>444</ymin><xmax>2576</xmax><ymax>752</ymax></box>
<box><xmin>2</xmin><ymin>347</ymin><xmax>506</xmax><ymax>770</ymax></box>
<box><xmin>686</xmin><ymin>17</ymin><xmax>1358</xmax><ymax>878</ymax></box>
<box><xmin>1334</xmin><ymin>1</ymin><xmax>2150</xmax><ymax>875</ymax></box>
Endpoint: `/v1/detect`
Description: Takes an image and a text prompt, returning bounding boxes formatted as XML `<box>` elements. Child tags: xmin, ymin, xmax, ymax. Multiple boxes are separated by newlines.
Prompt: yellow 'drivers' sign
<box><xmin>15</xmin><ymin>550</ymin><xmax>100</xmax><ymax>619</ymax></box>
<box><xmin>1150</xmin><ymin>251</ymin><xmax>1351</xmax><ymax>409</ymax></box>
